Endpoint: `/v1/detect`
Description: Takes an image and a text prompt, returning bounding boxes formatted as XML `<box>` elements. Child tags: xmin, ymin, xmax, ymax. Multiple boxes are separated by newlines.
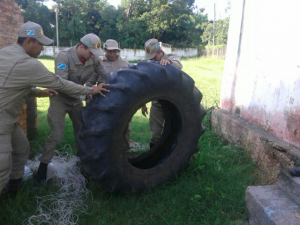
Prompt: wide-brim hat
<box><xmin>103</xmin><ymin>39</ymin><xmax>121</xmax><ymax>51</ymax></box>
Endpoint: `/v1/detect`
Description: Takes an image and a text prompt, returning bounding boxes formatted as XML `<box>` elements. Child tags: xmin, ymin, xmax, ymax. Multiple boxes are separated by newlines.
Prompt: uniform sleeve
<box><xmin>122</xmin><ymin>59</ymin><xmax>130</xmax><ymax>69</ymax></box>
<box><xmin>94</xmin><ymin>60</ymin><xmax>109</xmax><ymax>83</ymax></box>
<box><xmin>168</xmin><ymin>54</ymin><xmax>183</xmax><ymax>70</ymax></box>
<box><xmin>55</xmin><ymin>52</ymin><xmax>86</xmax><ymax>99</ymax></box>
<box><xmin>85</xmin><ymin>73</ymin><xmax>98</xmax><ymax>87</ymax></box>
<box><xmin>54</xmin><ymin>52</ymin><xmax>70</xmax><ymax>80</ymax></box>
<box><xmin>20</xmin><ymin>58</ymin><xmax>93</xmax><ymax>96</ymax></box>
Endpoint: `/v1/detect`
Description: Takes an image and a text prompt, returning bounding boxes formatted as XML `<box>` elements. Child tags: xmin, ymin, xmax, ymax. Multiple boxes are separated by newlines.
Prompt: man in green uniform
<box><xmin>0</xmin><ymin>21</ymin><xmax>109</xmax><ymax>195</ymax></box>
<box><xmin>142</xmin><ymin>39</ymin><xmax>183</xmax><ymax>148</ymax></box>
<box><xmin>36</xmin><ymin>34</ymin><xmax>110</xmax><ymax>183</ymax></box>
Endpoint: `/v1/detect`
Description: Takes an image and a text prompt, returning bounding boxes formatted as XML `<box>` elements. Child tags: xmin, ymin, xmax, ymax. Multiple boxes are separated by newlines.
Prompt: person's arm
<box><xmin>94</xmin><ymin>60</ymin><xmax>109</xmax><ymax>84</ymax></box>
<box><xmin>166</xmin><ymin>54</ymin><xmax>183</xmax><ymax>70</ymax></box>
<box><xmin>19</xmin><ymin>58</ymin><xmax>109</xmax><ymax>97</ymax></box>
<box><xmin>29</xmin><ymin>88</ymin><xmax>58</xmax><ymax>97</ymax></box>
<box><xmin>54</xmin><ymin>52</ymin><xmax>84</xmax><ymax>100</ymax></box>
<box><xmin>38</xmin><ymin>89</ymin><xmax>59</xmax><ymax>97</ymax></box>
<box><xmin>54</xmin><ymin>52</ymin><xmax>70</xmax><ymax>80</ymax></box>
<box><xmin>86</xmin><ymin>73</ymin><xmax>99</xmax><ymax>87</ymax></box>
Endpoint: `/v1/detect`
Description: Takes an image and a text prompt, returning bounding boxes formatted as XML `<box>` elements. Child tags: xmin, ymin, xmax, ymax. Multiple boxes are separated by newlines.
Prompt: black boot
<box><xmin>34</xmin><ymin>162</ymin><xmax>48</xmax><ymax>184</ymax></box>
<box><xmin>290</xmin><ymin>167</ymin><xmax>300</xmax><ymax>177</ymax></box>
<box><xmin>7</xmin><ymin>178</ymin><xmax>22</xmax><ymax>197</ymax></box>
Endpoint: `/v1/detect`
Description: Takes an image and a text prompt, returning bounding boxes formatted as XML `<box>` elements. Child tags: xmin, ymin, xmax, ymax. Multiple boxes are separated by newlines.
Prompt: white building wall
<box><xmin>40</xmin><ymin>47</ymin><xmax>198</xmax><ymax>61</ymax></box>
<box><xmin>221</xmin><ymin>0</ymin><xmax>300</xmax><ymax>148</ymax></box>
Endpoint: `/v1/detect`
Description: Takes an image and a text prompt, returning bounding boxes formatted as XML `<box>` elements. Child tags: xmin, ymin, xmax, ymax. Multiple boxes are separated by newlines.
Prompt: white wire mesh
<box><xmin>24</xmin><ymin>146</ymin><xmax>93</xmax><ymax>225</ymax></box>
<box><xmin>22</xmin><ymin>141</ymin><xmax>147</xmax><ymax>224</ymax></box>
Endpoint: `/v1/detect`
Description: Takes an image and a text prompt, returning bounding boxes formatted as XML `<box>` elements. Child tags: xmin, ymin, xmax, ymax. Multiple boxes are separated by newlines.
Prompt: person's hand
<box><xmin>91</xmin><ymin>83</ymin><xmax>110</xmax><ymax>97</ymax></box>
<box><xmin>141</xmin><ymin>105</ymin><xmax>148</xmax><ymax>117</ymax></box>
<box><xmin>39</xmin><ymin>89</ymin><xmax>59</xmax><ymax>97</ymax></box>
<box><xmin>160</xmin><ymin>59</ymin><xmax>171</xmax><ymax>66</ymax></box>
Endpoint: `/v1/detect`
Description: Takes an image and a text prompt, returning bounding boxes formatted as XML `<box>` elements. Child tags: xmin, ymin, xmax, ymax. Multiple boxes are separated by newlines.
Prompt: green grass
<box><xmin>183</xmin><ymin>57</ymin><xmax>224</xmax><ymax>108</ymax></box>
<box><xmin>0</xmin><ymin>57</ymin><xmax>257</xmax><ymax>225</ymax></box>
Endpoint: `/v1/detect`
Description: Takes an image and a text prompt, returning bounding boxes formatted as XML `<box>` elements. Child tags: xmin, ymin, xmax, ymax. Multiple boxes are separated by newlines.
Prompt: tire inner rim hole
<box><xmin>129</xmin><ymin>99</ymin><xmax>182</xmax><ymax>169</ymax></box>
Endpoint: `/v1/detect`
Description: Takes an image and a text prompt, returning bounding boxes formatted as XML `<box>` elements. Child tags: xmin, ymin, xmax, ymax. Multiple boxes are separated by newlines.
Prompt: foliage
<box><xmin>201</xmin><ymin>17</ymin><xmax>230</xmax><ymax>45</ymax></box>
<box><xmin>16</xmin><ymin>0</ymin><xmax>226</xmax><ymax>48</ymax></box>
<box><xmin>117</xmin><ymin>0</ymin><xmax>208</xmax><ymax>48</ymax></box>
<box><xmin>16</xmin><ymin>0</ymin><xmax>55</xmax><ymax>40</ymax></box>
<box><xmin>51</xmin><ymin>0</ymin><xmax>119</xmax><ymax>45</ymax></box>
<box><xmin>116</xmin><ymin>0</ymin><xmax>150</xmax><ymax>48</ymax></box>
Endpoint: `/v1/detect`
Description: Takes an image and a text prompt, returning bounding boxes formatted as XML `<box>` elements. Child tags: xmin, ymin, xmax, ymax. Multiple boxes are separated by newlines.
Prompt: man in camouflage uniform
<box><xmin>0</xmin><ymin>21</ymin><xmax>109</xmax><ymax>195</ymax></box>
<box><xmin>142</xmin><ymin>39</ymin><xmax>183</xmax><ymax>148</ymax></box>
<box><xmin>86</xmin><ymin>39</ymin><xmax>132</xmax><ymax>152</ymax></box>
<box><xmin>36</xmin><ymin>34</ymin><xmax>109</xmax><ymax>183</ymax></box>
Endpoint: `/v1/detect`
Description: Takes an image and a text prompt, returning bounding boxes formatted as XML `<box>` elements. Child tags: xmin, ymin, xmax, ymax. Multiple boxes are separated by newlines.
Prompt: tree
<box><xmin>53</xmin><ymin>0</ymin><xmax>119</xmax><ymax>46</ymax></box>
<box><xmin>17</xmin><ymin>0</ymin><xmax>217</xmax><ymax>48</ymax></box>
<box><xmin>98</xmin><ymin>5</ymin><xmax>119</xmax><ymax>43</ymax></box>
<box><xmin>16</xmin><ymin>0</ymin><xmax>55</xmax><ymax>40</ymax></box>
<box><xmin>201</xmin><ymin>17</ymin><xmax>229</xmax><ymax>46</ymax></box>
<box><xmin>116</xmin><ymin>0</ymin><xmax>150</xmax><ymax>48</ymax></box>
<box><xmin>160</xmin><ymin>7</ymin><xmax>208</xmax><ymax>47</ymax></box>
<box><xmin>117</xmin><ymin>0</ymin><xmax>208</xmax><ymax>48</ymax></box>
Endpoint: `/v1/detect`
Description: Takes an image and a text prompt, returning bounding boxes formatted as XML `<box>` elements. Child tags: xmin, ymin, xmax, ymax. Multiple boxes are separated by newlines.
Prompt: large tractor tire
<box><xmin>78</xmin><ymin>62</ymin><xmax>206</xmax><ymax>193</ymax></box>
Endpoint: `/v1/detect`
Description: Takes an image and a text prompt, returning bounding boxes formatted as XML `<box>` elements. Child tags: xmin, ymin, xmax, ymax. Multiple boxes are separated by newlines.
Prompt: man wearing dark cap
<box><xmin>86</xmin><ymin>39</ymin><xmax>132</xmax><ymax>152</ymax></box>
<box><xmin>0</xmin><ymin>21</ymin><xmax>109</xmax><ymax>195</ymax></box>
<box><xmin>35</xmin><ymin>34</ymin><xmax>110</xmax><ymax>183</ymax></box>
<box><xmin>143</xmin><ymin>38</ymin><xmax>183</xmax><ymax>148</ymax></box>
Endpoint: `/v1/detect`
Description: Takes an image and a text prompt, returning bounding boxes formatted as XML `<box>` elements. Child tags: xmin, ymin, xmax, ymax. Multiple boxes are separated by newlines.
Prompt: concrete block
<box><xmin>277</xmin><ymin>170</ymin><xmax>300</xmax><ymax>205</ymax></box>
<box><xmin>246</xmin><ymin>185</ymin><xmax>300</xmax><ymax>225</ymax></box>
<box><xmin>211</xmin><ymin>109</ymin><xmax>300</xmax><ymax>182</ymax></box>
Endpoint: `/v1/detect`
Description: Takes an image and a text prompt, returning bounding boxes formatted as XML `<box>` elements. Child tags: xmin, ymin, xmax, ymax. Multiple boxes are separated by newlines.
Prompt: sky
<box><xmin>44</xmin><ymin>0</ymin><xmax>230</xmax><ymax>20</ymax></box>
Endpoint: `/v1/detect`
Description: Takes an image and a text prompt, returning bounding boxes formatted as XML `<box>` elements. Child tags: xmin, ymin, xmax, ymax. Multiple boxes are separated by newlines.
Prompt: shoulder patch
<box><xmin>57</xmin><ymin>63</ymin><xmax>66</xmax><ymax>70</ymax></box>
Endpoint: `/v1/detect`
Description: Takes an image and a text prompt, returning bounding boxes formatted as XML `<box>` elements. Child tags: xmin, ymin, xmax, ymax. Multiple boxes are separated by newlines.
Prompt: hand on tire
<box><xmin>91</xmin><ymin>83</ymin><xmax>110</xmax><ymax>97</ymax></box>
<box><xmin>141</xmin><ymin>105</ymin><xmax>148</xmax><ymax>117</ymax></box>
<box><xmin>160</xmin><ymin>59</ymin><xmax>171</xmax><ymax>66</ymax></box>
